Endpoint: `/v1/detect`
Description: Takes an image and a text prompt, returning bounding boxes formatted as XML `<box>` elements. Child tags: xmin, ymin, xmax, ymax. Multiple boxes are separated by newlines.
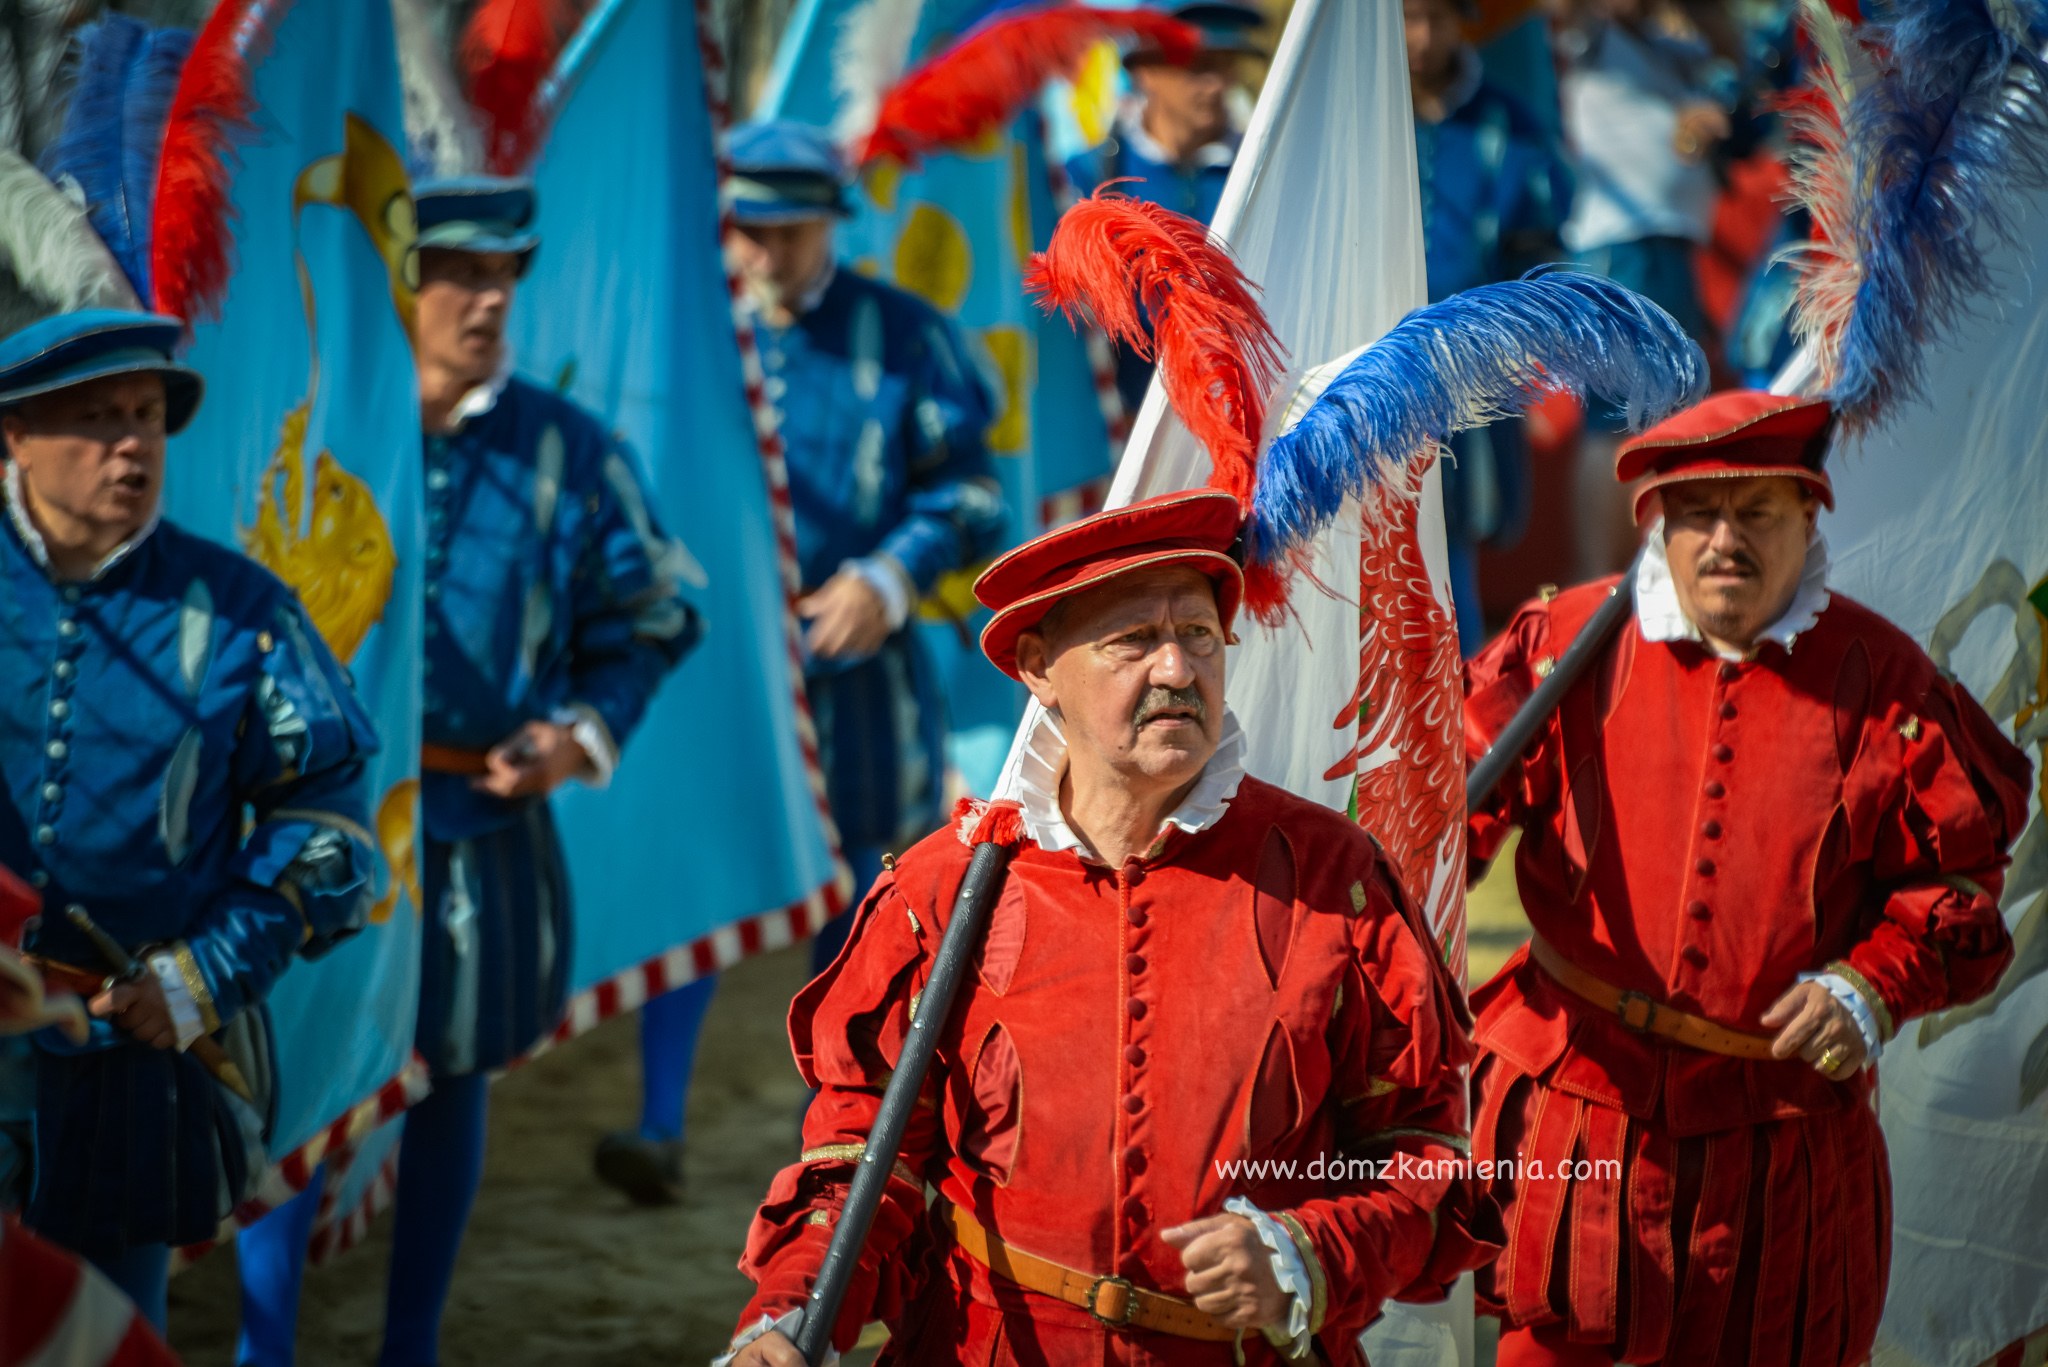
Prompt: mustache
<box><xmin>1697</xmin><ymin>549</ymin><xmax>1760</xmax><ymax>577</ymax></box>
<box><xmin>1134</xmin><ymin>686</ymin><xmax>1206</xmax><ymax>726</ymax></box>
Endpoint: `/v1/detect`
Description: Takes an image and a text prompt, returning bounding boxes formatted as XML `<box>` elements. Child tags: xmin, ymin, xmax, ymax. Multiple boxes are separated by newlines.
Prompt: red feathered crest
<box><xmin>1027</xmin><ymin>188</ymin><xmax>1299</xmax><ymax>623</ymax></box>
<box><xmin>460</xmin><ymin>0</ymin><xmax>587</xmax><ymax>174</ymax></box>
<box><xmin>149</xmin><ymin>0</ymin><xmax>289</xmax><ymax>326</ymax></box>
<box><xmin>1026</xmin><ymin>188</ymin><xmax>1283</xmax><ymax>505</ymax></box>
<box><xmin>860</xmin><ymin>5</ymin><xmax>1199</xmax><ymax>169</ymax></box>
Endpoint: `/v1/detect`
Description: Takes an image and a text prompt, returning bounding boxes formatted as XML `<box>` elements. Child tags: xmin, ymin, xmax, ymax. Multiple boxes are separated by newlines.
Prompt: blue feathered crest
<box><xmin>1247</xmin><ymin>268</ymin><xmax>1707</xmax><ymax>575</ymax></box>
<box><xmin>1783</xmin><ymin>0</ymin><xmax>2048</xmax><ymax>428</ymax></box>
<box><xmin>38</xmin><ymin>14</ymin><xmax>195</xmax><ymax>303</ymax></box>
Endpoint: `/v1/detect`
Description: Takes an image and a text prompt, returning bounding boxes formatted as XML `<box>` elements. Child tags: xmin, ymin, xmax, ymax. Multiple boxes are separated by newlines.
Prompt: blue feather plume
<box><xmin>1785</xmin><ymin>0</ymin><xmax>2048</xmax><ymax>427</ymax></box>
<box><xmin>38</xmin><ymin>15</ymin><xmax>195</xmax><ymax>303</ymax></box>
<box><xmin>1248</xmin><ymin>268</ymin><xmax>1706</xmax><ymax>571</ymax></box>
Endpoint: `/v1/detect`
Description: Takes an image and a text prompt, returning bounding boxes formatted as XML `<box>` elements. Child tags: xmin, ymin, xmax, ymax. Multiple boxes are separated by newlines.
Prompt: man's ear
<box><xmin>1015</xmin><ymin>630</ymin><xmax>1059</xmax><ymax>710</ymax></box>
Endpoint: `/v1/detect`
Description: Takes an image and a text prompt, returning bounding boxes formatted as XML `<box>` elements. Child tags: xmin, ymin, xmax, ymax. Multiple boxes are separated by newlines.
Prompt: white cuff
<box><xmin>712</xmin><ymin>1309</ymin><xmax>835</xmax><ymax>1367</ymax></box>
<box><xmin>1798</xmin><ymin>970</ymin><xmax>1882</xmax><ymax>1064</ymax></box>
<box><xmin>551</xmin><ymin>704</ymin><xmax>619</xmax><ymax>790</ymax></box>
<box><xmin>846</xmin><ymin>555</ymin><xmax>914</xmax><ymax>632</ymax></box>
<box><xmin>1224</xmin><ymin>1196</ymin><xmax>1312</xmax><ymax>1356</ymax></box>
<box><xmin>146</xmin><ymin>951</ymin><xmax>207</xmax><ymax>1051</ymax></box>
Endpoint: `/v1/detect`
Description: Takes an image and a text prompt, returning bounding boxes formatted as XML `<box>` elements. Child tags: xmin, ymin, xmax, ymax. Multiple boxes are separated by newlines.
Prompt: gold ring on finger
<box><xmin>1817</xmin><ymin>1046</ymin><xmax>1844</xmax><ymax>1075</ymax></box>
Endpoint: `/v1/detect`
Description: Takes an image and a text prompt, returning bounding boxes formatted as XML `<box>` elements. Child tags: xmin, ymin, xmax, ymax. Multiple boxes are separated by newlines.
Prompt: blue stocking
<box><xmin>635</xmin><ymin>976</ymin><xmax>718</xmax><ymax>1143</ymax></box>
<box><xmin>235</xmin><ymin>1165</ymin><xmax>328</xmax><ymax>1366</ymax></box>
<box><xmin>93</xmin><ymin>1241</ymin><xmax>171</xmax><ymax>1334</ymax></box>
<box><xmin>378</xmin><ymin>1072</ymin><xmax>490</xmax><ymax>1367</ymax></box>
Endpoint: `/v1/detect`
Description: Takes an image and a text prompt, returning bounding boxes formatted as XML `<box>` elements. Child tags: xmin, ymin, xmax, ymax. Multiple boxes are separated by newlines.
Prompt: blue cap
<box><xmin>721</xmin><ymin>121</ymin><xmax>851</xmax><ymax>225</ymax></box>
<box><xmin>1129</xmin><ymin>1</ymin><xmax>1265</xmax><ymax>62</ymax></box>
<box><xmin>0</xmin><ymin>310</ymin><xmax>203</xmax><ymax>435</ymax></box>
<box><xmin>413</xmin><ymin>176</ymin><xmax>541</xmax><ymax>262</ymax></box>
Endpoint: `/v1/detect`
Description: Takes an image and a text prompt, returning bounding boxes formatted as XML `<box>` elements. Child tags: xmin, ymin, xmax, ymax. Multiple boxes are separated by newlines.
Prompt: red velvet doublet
<box><xmin>735</xmin><ymin>778</ymin><xmax>1494</xmax><ymax>1365</ymax></box>
<box><xmin>1462</xmin><ymin>581</ymin><xmax>2030</xmax><ymax>1366</ymax></box>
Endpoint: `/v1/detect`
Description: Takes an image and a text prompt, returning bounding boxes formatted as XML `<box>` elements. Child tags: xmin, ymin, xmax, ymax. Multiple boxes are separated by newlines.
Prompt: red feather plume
<box><xmin>1027</xmin><ymin>188</ymin><xmax>1283</xmax><ymax>508</ymax></box>
<box><xmin>149</xmin><ymin>0</ymin><xmax>289</xmax><ymax>326</ymax></box>
<box><xmin>459</xmin><ymin>0</ymin><xmax>586</xmax><ymax>174</ymax></box>
<box><xmin>860</xmin><ymin>6</ymin><xmax>1199</xmax><ymax>169</ymax></box>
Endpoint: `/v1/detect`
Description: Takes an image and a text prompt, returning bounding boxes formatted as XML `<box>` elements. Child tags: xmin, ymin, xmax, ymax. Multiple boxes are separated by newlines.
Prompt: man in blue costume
<box><xmin>236</xmin><ymin>178</ymin><xmax>700</xmax><ymax>1367</ymax></box>
<box><xmin>0</xmin><ymin>309</ymin><xmax>381</xmax><ymax>1331</ymax></box>
<box><xmin>598</xmin><ymin>120</ymin><xmax>1003</xmax><ymax>1207</ymax></box>
<box><xmin>1064</xmin><ymin>1</ymin><xmax>1264</xmax><ymax>413</ymax></box>
<box><xmin>1406</xmin><ymin>0</ymin><xmax>1572</xmax><ymax>651</ymax></box>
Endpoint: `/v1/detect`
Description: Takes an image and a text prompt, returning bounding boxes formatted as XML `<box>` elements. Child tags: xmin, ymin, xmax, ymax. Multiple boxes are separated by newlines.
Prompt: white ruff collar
<box><xmin>445</xmin><ymin>351</ymin><xmax>517</xmax><ymax>430</ymax></box>
<box><xmin>1634</xmin><ymin>517</ymin><xmax>1832</xmax><ymax>659</ymax></box>
<box><xmin>1013</xmin><ymin>707</ymin><xmax>1247</xmax><ymax>859</ymax></box>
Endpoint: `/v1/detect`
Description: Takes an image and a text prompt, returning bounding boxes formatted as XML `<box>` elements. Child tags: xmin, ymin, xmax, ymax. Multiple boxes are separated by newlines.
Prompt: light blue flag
<box><xmin>164</xmin><ymin>0</ymin><xmax>429</xmax><ymax>1213</ymax></box>
<box><xmin>762</xmin><ymin>0</ymin><xmax>1118</xmax><ymax>794</ymax></box>
<box><xmin>513</xmin><ymin>0</ymin><xmax>846</xmax><ymax>1027</ymax></box>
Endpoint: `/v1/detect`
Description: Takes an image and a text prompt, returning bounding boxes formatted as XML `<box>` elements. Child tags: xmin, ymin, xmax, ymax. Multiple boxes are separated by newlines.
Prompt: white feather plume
<box><xmin>831</xmin><ymin>0</ymin><xmax>926</xmax><ymax>150</ymax></box>
<box><xmin>0</xmin><ymin>150</ymin><xmax>140</xmax><ymax>335</ymax></box>
<box><xmin>391</xmin><ymin>0</ymin><xmax>485</xmax><ymax>177</ymax></box>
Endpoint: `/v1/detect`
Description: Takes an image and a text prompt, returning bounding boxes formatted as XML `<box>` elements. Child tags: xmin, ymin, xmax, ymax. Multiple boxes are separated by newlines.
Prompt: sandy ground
<box><xmin>165</xmin><ymin>841</ymin><xmax>1532</xmax><ymax>1367</ymax></box>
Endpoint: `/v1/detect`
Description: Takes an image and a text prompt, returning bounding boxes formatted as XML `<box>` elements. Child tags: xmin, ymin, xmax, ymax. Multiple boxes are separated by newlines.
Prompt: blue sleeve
<box><xmin>1065</xmin><ymin>143</ymin><xmax>1109</xmax><ymax>200</ymax></box>
<box><xmin>563</xmin><ymin>438</ymin><xmax>702</xmax><ymax>755</ymax></box>
<box><xmin>876</xmin><ymin>311</ymin><xmax>1007</xmax><ymax>595</ymax></box>
<box><xmin>187</xmin><ymin>594</ymin><xmax>382</xmax><ymax>1027</ymax></box>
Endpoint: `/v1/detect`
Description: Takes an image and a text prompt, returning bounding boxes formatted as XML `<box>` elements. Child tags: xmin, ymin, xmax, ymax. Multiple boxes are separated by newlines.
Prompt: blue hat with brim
<box><xmin>722</xmin><ymin>121</ymin><xmax>852</xmax><ymax>226</ymax></box>
<box><xmin>413</xmin><ymin>176</ymin><xmax>541</xmax><ymax>263</ymax></box>
<box><xmin>0</xmin><ymin>310</ymin><xmax>204</xmax><ymax>436</ymax></box>
<box><xmin>1128</xmin><ymin>1</ymin><xmax>1266</xmax><ymax>62</ymax></box>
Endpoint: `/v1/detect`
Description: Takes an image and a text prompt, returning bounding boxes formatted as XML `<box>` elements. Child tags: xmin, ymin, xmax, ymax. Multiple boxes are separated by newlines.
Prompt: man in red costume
<box><xmin>1464</xmin><ymin>390</ymin><xmax>2033</xmax><ymax>1367</ymax></box>
<box><xmin>722</xmin><ymin>489</ymin><xmax>1488</xmax><ymax>1365</ymax></box>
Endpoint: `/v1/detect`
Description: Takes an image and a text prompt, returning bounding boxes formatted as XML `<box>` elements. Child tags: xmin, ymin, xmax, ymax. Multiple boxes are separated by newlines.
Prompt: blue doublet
<box><xmin>414</xmin><ymin>374</ymin><xmax>698</xmax><ymax>1077</ymax></box>
<box><xmin>0</xmin><ymin>494</ymin><xmax>378</xmax><ymax>1257</ymax></box>
<box><xmin>760</xmin><ymin>268</ymin><xmax>1003</xmax><ymax>849</ymax></box>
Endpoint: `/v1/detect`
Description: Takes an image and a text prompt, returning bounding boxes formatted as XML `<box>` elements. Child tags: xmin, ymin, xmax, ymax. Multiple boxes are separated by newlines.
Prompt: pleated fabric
<box><xmin>413</xmin><ymin>803</ymin><xmax>572</xmax><ymax>1078</ymax></box>
<box><xmin>1474</xmin><ymin>1053</ymin><xmax>1890</xmax><ymax>1367</ymax></box>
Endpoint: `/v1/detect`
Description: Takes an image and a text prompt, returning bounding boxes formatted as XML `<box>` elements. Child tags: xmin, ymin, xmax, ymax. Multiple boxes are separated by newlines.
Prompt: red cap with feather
<box><xmin>973</xmin><ymin>489</ymin><xmax>1246</xmax><ymax>678</ymax></box>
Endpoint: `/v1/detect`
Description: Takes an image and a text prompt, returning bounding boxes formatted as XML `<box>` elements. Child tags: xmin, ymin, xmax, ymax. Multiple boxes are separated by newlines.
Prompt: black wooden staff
<box><xmin>1463</xmin><ymin>545</ymin><xmax>1643</xmax><ymax>810</ymax></box>
<box><xmin>792</xmin><ymin>837</ymin><xmax>1021</xmax><ymax>1366</ymax></box>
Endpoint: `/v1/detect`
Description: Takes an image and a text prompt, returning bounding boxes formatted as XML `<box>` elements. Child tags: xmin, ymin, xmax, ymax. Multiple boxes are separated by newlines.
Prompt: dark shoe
<box><xmin>593</xmin><ymin>1131</ymin><xmax>685</xmax><ymax>1207</ymax></box>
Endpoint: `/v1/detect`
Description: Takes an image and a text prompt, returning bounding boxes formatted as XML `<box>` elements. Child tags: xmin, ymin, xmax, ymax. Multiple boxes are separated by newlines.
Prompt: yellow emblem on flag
<box><xmin>369</xmin><ymin>778</ymin><xmax>422</xmax><ymax>923</ymax></box>
<box><xmin>894</xmin><ymin>202</ymin><xmax>973</xmax><ymax>314</ymax></box>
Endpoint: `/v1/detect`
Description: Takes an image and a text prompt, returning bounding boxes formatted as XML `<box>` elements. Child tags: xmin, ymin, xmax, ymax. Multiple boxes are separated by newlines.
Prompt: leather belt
<box><xmin>948</xmin><ymin>1203</ymin><xmax>1236</xmax><ymax>1341</ymax></box>
<box><xmin>1528</xmin><ymin>935</ymin><xmax>1779</xmax><ymax>1061</ymax></box>
<box><xmin>420</xmin><ymin>743</ymin><xmax>491</xmax><ymax>776</ymax></box>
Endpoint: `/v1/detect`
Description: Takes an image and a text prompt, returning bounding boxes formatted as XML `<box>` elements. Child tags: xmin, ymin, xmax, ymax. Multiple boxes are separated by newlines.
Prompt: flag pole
<box><xmin>1463</xmin><ymin>545</ymin><xmax>1641</xmax><ymax>810</ymax></box>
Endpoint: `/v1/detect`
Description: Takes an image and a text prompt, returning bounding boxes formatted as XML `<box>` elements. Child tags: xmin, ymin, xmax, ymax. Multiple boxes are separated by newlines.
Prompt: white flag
<box><xmin>1820</xmin><ymin>186</ymin><xmax>2048</xmax><ymax>1367</ymax></box>
<box><xmin>998</xmin><ymin>1</ymin><xmax>1472</xmax><ymax>1360</ymax></box>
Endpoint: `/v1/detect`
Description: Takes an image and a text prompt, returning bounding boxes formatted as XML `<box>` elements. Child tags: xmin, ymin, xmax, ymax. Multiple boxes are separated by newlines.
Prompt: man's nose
<box><xmin>1149</xmin><ymin>640</ymin><xmax>1195</xmax><ymax>689</ymax></box>
<box><xmin>1706</xmin><ymin>515</ymin><xmax>1743</xmax><ymax>553</ymax></box>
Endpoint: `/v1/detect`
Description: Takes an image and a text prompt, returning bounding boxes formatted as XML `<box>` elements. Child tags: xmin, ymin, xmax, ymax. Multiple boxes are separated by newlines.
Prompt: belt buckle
<box><xmin>1085</xmin><ymin>1274</ymin><xmax>1139</xmax><ymax>1330</ymax></box>
<box><xmin>1615</xmin><ymin>990</ymin><xmax>1658</xmax><ymax>1033</ymax></box>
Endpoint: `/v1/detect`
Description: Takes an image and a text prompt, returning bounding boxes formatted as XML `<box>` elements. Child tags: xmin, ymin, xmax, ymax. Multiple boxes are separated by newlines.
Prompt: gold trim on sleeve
<box><xmin>798</xmin><ymin>1143</ymin><xmax>921</xmax><ymax>1187</ymax></box>
<box><xmin>1340</xmin><ymin>1078</ymin><xmax>1400</xmax><ymax>1105</ymax></box>
<box><xmin>1825</xmin><ymin>959</ymin><xmax>1896</xmax><ymax>1043</ymax></box>
<box><xmin>169</xmin><ymin>941</ymin><xmax>222</xmax><ymax>1034</ymax></box>
<box><xmin>1274</xmin><ymin>1212</ymin><xmax>1328</xmax><ymax>1337</ymax></box>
